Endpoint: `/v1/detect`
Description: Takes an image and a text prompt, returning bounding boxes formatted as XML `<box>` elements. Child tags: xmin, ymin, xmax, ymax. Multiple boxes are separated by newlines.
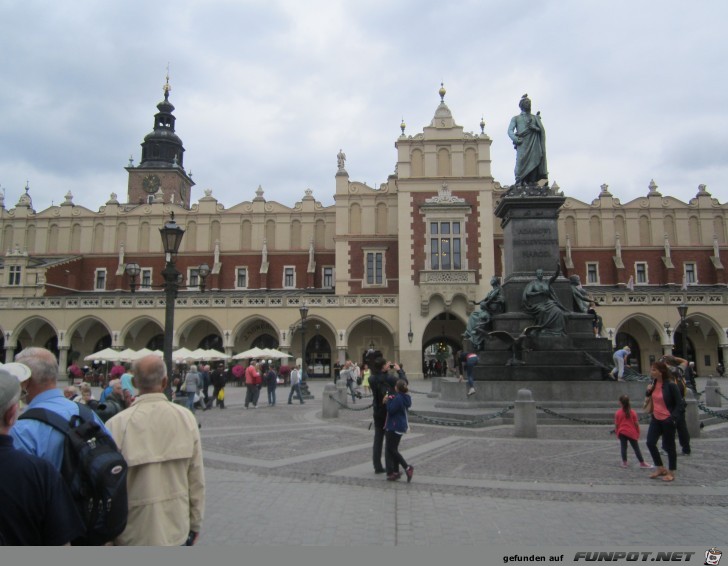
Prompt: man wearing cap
<box><xmin>9</xmin><ymin>347</ymin><xmax>110</xmax><ymax>471</ymax></box>
<box><xmin>0</xmin><ymin>364</ymin><xmax>85</xmax><ymax>545</ymax></box>
<box><xmin>611</xmin><ymin>345</ymin><xmax>631</xmax><ymax>381</ymax></box>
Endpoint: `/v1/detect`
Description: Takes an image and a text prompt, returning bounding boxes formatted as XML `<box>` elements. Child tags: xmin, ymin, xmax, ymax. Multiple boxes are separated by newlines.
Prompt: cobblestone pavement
<box><xmin>188</xmin><ymin>378</ymin><xmax>728</xmax><ymax>547</ymax></box>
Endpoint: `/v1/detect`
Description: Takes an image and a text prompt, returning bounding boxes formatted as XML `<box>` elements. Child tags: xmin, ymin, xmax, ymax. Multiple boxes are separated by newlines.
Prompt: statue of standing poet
<box><xmin>508</xmin><ymin>94</ymin><xmax>548</xmax><ymax>186</ymax></box>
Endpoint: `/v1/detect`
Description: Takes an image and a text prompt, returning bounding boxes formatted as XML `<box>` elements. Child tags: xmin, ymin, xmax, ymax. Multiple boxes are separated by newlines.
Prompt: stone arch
<box><xmin>118</xmin><ymin>316</ymin><xmax>164</xmax><ymax>349</ymax></box>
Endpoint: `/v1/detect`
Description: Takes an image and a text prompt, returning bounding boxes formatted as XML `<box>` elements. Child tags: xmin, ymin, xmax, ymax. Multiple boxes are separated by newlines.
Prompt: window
<box><xmin>94</xmin><ymin>269</ymin><xmax>107</xmax><ymax>291</ymax></box>
<box><xmin>429</xmin><ymin>221</ymin><xmax>461</xmax><ymax>270</ymax></box>
<box><xmin>365</xmin><ymin>252</ymin><xmax>384</xmax><ymax>286</ymax></box>
<box><xmin>141</xmin><ymin>268</ymin><xmax>152</xmax><ymax>290</ymax></box>
<box><xmin>188</xmin><ymin>268</ymin><xmax>200</xmax><ymax>289</ymax></box>
<box><xmin>586</xmin><ymin>262</ymin><xmax>599</xmax><ymax>284</ymax></box>
<box><xmin>322</xmin><ymin>267</ymin><xmax>334</xmax><ymax>288</ymax></box>
<box><xmin>635</xmin><ymin>262</ymin><xmax>647</xmax><ymax>284</ymax></box>
<box><xmin>283</xmin><ymin>266</ymin><xmax>295</xmax><ymax>288</ymax></box>
<box><xmin>7</xmin><ymin>266</ymin><xmax>21</xmax><ymax>286</ymax></box>
<box><xmin>684</xmin><ymin>262</ymin><xmax>697</xmax><ymax>285</ymax></box>
<box><xmin>236</xmin><ymin>267</ymin><xmax>248</xmax><ymax>289</ymax></box>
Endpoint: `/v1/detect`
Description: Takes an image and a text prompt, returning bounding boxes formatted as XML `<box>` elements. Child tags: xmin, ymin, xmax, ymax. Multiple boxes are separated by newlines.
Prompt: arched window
<box><xmin>615</xmin><ymin>216</ymin><xmax>626</xmax><ymax>245</ymax></box>
<box><xmin>315</xmin><ymin>219</ymin><xmax>325</xmax><ymax>248</ymax></box>
<box><xmin>464</xmin><ymin>147</ymin><xmax>477</xmax><ymax>176</ymax></box>
<box><xmin>411</xmin><ymin>149</ymin><xmax>424</xmax><ymax>177</ymax></box>
<box><xmin>714</xmin><ymin>216</ymin><xmax>726</xmax><ymax>244</ymax></box>
<box><xmin>93</xmin><ymin>223</ymin><xmax>104</xmax><ymax>253</ymax></box>
<box><xmin>265</xmin><ymin>220</ymin><xmax>276</xmax><ymax>249</ymax></box>
<box><xmin>437</xmin><ymin>148</ymin><xmax>451</xmax><ymax>176</ymax></box>
<box><xmin>663</xmin><ymin>215</ymin><xmax>676</xmax><ymax>246</ymax></box>
<box><xmin>185</xmin><ymin>221</ymin><xmax>197</xmax><ymax>252</ymax></box>
<box><xmin>565</xmin><ymin>216</ymin><xmax>577</xmax><ymax>246</ymax></box>
<box><xmin>71</xmin><ymin>223</ymin><xmax>82</xmax><ymax>252</ymax></box>
<box><xmin>688</xmin><ymin>216</ymin><xmax>700</xmax><ymax>245</ymax></box>
<box><xmin>210</xmin><ymin>220</ymin><xmax>221</xmax><ymax>248</ymax></box>
<box><xmin>290</xmin><ymin>220</ymin><xmax>302</xmax><ymax>249</ymax></box>
<box><xmin>47</xmin><ymin>225</ymin><xmax>59</xmax><ymax>253</ymax></box>
<box><xmin>639</xmin><ymin>215</ymin><xmax>651</xmax><ymax>246</ymax></box>
<box><xmin>375</xmin><ymin>203</ymin><xmax>387</xmax><ymax>236</ymax></box>
<box><xmin>139</xmin><ymin>221</ymin><xmax>150</xmax><ymax>252</ymax></box>
<box><xmin>589</xmin><ymin>216</ymin><xmax>602</xmax><ymax>247</ymax></box>
<box><xmin>241</xmin><ymin>220</ymin><xmax>252</xmax><ymax>250</ymax></box>
<box><xmin>349</xmin><ymin>203</ymin><xmax>361</xmax><ymax>235</ymax></box>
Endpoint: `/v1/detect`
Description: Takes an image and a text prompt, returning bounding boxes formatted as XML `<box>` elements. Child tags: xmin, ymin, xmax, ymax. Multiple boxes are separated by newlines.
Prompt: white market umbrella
<box><xmin>84</xmin><ymin>348</ymin><xmax>121</xmax><ymax>362</ymax></box>
<box><xmin>188</xmin><ymin>348</ymin><xmax>209</xmax><ymax>361</ymax></box>
<box><xmin>232</xmin><ymin>346</ymin><xmax>266</xmax><ymax>360</ymax></box>
<box><xmin>129</xmin><ymin>347</ymin><xmax>154</xmax><ymax>360</ymax></box>
<box><xmin>204</xmin><ymin>349</ymin><xmax>230</xmax><ymax>361</ymax></box>
<box><xmin>172</xmin><ymin>347</ymin><xmax>194</xmax><ymax>362</ymax></box>
<box><xmin>117</xmin><ymin>348</ymin><xmax>138</xmax><ymax>362</ymax></box>
<box><xmin>266</xmin><ymin>348</ymin><xmax>292</xmax><ymax>359</ymax></box>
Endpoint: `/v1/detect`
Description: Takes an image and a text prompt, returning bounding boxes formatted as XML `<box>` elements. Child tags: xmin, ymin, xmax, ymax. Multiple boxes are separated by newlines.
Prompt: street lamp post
<box><xmin>299</xmin><ymin>303</ymin><xmax>310</xmax><ymax>397</ymax></box>
<box><xmin>159</xmin><ymin>215</ymin><xmax>186</xmax><ymax>398</ymax></box>
<box><xmin>677</xmin><ymin>302</ymin><xmax>688</xmax><ymax>361</ymax></box>
<box><xmin>126</xmin><ymin>213</ymin><xmax>209</xmax><ymax>399</ymax></box>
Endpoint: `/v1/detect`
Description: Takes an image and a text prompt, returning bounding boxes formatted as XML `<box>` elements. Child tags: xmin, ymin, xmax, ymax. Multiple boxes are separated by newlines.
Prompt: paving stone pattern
<box><xmin>137</xmin><ymin>379</ymin><xmax>728</xmax><ymax>546</ymax></box>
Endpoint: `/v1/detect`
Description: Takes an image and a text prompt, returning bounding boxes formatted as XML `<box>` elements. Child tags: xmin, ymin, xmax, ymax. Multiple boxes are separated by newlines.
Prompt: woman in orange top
<box><xmin>644</xmin><ymin>361</ymin><xmax>685</xmax><ymax>482</ymax></box>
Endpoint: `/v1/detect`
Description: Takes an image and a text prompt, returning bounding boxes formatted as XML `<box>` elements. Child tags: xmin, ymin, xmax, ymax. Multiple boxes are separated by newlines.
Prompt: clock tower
<box><xmin>126</xmin><ymin>76</ymin><xmax>194</xmax><ymax>208</ymax></box>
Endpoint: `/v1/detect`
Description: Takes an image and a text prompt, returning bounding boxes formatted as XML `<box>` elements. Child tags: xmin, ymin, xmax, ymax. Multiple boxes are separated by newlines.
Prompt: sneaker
<box><xmin>374</xmin><ymin>468</ymin><xmax>386</xmax><ymax>475</ymax></box>
<box><xmin>639</xmin><ymin>462</ymin><xmax>653</xmax><ymax>468</ymax></box>
<box><xmin>405</xmin><ymin>465</ymin><xmax>414</xmax><ymax>482</ymax></box>
<box><xmin>467</xmin><ymin>388</ymin><xmax>476</xmax><ymax>397</ymax></box>
<box><xmin>620</xmin><ymin>461</ymin><xmax>628</xmax><ymax>468</ymax></box>
<box><xmin>386</xmin><ymin>473</ymin><xmax>401</xmax><ymax>481</ymax></box>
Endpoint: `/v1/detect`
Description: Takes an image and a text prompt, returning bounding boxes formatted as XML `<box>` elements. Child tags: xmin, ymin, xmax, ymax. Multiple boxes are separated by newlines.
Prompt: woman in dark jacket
<box><xmin>644</xmin><ymin>361</ymin><xmax>685</xmax><ymax>482</ymax></box>
<box><xmin>384</xmin><ymin>379</ymin><xmax>414</xmax><ymax>482</ymax></box>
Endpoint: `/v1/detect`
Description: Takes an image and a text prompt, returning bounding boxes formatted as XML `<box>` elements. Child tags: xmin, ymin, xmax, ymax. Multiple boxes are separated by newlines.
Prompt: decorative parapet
<box><xmin>418</xmin><ymin>270</ymin><xmax>478</xmax><ymax>315</ymax></box>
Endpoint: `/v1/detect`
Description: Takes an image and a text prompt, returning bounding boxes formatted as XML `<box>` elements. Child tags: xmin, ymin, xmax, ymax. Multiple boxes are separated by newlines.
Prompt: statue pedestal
<box><xmin>472</xmin><ymin>189</ymin><xmax>612</xmax><ymax>382</ymax></box>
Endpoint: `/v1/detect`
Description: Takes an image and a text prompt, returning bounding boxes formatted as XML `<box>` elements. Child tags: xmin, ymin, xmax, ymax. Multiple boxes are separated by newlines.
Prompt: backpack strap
<box><xmin>19</xmin><ymin>407</ymin><xmax>73</xmax><ymax>434</ymax></box>
<box><xmin>19</xmin><ymin>404</ymin><xmax>96</xmax><ymax>435</ymax></box>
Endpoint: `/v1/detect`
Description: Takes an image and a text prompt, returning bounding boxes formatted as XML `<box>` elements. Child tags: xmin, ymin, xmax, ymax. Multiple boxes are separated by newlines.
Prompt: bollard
<box><xmin>684</xmin><ymin>389</ymin><xmax>700</xmax><ymax>438</ymax></box>
<box><xmin>704</xmin><ymin>378</ymin><xmax>722</xmax><ymax>408</ymax></box>
<box><xmin>514</xmin><ymin>388</ymin><xmax>537</xmax><ymax>438</ymax></box>
<box><xmin>322</xmin><ymin>383</ymin><xmax>339</xmax><ymax>419</ymax></box>
<box><xmin>335</xmin><ymin>381</ymin><xmax>348</xmax><ymax>405</ymax></box>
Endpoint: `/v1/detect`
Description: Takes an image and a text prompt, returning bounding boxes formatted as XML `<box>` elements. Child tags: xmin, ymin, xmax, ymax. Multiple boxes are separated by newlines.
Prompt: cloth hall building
<box><xmin>0</xmin><ymin>84</ymin><xmax>726</xmax><ymax>379</ymax></box>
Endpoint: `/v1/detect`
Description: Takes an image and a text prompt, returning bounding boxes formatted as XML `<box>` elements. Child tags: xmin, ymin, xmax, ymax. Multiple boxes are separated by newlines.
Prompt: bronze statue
<box><xmin>507</xmin><ymin>94</ymin><xmax>548</xmax><ymax>186</ymax></box>
<box><xmin>569</xmin><ymin>274</ymin><xmax>593</xmax><ymax>313</ymax></box>
<box><xmin>522</xmin><ymin>265</ymin><xmax>567</xmax><ymax>336</ymax></box>
<box><xmin>463</xmin><ymin>276</ymin><xmax>505</xmax><ymax>351</ymax></box>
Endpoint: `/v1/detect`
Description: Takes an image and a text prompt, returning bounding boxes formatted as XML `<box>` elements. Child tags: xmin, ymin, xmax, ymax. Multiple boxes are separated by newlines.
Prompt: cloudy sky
<box><xmin>1</xmin><ymin>0</ymin><xmax>726</xmax><ymax>213</ymax></box>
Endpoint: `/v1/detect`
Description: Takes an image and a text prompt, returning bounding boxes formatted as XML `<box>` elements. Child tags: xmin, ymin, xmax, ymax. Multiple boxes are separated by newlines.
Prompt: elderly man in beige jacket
<box><xmin>106</xmin><ymin>354</ymin><xmax>205</xmax><ymax>546</ymax></box>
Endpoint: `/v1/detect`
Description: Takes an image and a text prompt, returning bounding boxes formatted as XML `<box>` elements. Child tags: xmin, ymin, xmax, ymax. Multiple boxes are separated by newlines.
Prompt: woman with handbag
<box><xmin>644</xmin><ymin>361</ymin><xmax>684</xmax><ymax>482</ymax></box>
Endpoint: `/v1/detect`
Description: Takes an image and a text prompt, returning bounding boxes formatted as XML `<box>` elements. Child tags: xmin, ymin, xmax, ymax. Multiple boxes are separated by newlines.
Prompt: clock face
<box><xmin>142</xmin><ymin>174</ymin><xmax>161</xmax><ymax>194</ymax></box>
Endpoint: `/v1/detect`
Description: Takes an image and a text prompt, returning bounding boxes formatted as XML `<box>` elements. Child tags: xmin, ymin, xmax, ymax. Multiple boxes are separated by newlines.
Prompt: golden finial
<box><xmin>439</xmin><ymin>82</ymin><xmax>446</xmax><ymax>102</ymax></box>
<box><xmin>163</xmin><ymin>63</ymin><xmax>172</xmax><ymax>97</ymax></box>
<box><xmin>400</xmin><ymin>117</ymin><xmax>406</xmax><ymax>135</ymax></box>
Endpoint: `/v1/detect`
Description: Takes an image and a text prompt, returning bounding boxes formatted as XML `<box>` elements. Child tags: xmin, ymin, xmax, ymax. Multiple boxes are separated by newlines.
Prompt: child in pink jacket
<box><xmin>614</xmin><ymin>394</ymin><xmax>652</xmax><ymax>469</ymax></box>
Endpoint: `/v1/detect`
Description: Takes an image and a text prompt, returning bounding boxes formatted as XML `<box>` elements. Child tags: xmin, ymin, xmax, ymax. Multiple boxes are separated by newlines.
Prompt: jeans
<box><xmin>618</xmin><ymin>434</ymin><xmax>645</xmax><ymax>463</ymax></box>
<box><xmin>646</xmin><ymin>416</ymin><xmax>677</xmax><ymax>470</ymax></box>
<box><xmin>288</xmin><ymin>383</ymin><xmax>304</xmax><ymax>403</ymax></box>
<box><xmin>465</xmin><ymin>355</ymin><xmax>477</xmax><ymax>388</ymax></box>
<box><xmin>186</xmin><ymin>392</ymin><xmax>196</xmax><ymax>413</ymax></box>
<box><xmin>385</xmin><ymin>430</ymin><xmax>408</xmax><ymax>475</ymax></box>
<box><xmin>372</xmin><ymin>414</ymin><xmax>390</xmax><ymax>473</ymax></box>
<box><xmin>674</xmin><ymin>413</ymin><xmax>691</xmax><ymax>454</ymax></box>
<box><xmin>346</xmin><ymin>380</ymin><xmax>357</xmax><ymax>402</ymax></box>
<box><xmin>613</xmin><ymin>354</ymin><xmax>625</xmax><ymax>379</ymax></box>
<box><xmin>267</xmin><ymin>386</ymin><xmax>276</xmax><ymax>405</ymax></box>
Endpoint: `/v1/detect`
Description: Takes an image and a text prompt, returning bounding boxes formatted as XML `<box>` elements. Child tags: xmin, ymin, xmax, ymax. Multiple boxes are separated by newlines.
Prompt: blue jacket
<box><xmin>11</xmin><ymin>389</ymin><xmax>111</xmax><ymax>471</ymax></box>
<box><xmin>384</xmin><ymin>392</ymin><xmax>412</xmax><ymax>433</ymax></box>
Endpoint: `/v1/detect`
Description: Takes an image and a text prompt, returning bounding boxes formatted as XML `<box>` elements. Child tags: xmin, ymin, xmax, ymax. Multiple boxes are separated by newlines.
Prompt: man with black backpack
<box><xmin>367</xmin><ymin>350</ymin><xmax>407</xmax><ymax>475</ymax></box>
<box><xmin>11</xmin><ymin>347</ymin><xmax>128</xmax><ymax>545</ymax></box>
